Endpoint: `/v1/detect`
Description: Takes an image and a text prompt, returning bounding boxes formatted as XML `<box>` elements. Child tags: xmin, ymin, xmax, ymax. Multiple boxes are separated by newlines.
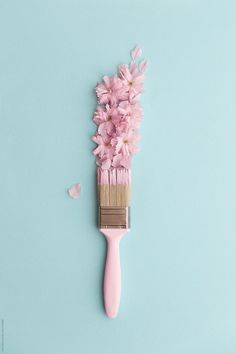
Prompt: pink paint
<box><xmin>97</xmin><ymin>168</ymin><xmax>131</xmax><ymax>186</ymax></box>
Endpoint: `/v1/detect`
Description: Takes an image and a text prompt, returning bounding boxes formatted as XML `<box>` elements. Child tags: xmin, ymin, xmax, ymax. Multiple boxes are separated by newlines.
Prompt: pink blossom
<box><xmin>93</xmin><ymin>105</ymin><xmax>118</xmax><ymax>125</ymax></box>
<box><xmin>112</xmin><ymin>154</ymin><xmax>131</xmax><ymax>169</ymax></box>
<box><xmin>93</xmin><ymin>106</ymin><xmax>107</xmax><ymax>125</ymax></box>
<box><xmin>97</xmin><ymin>156</ymin><xmax>112</xmax><ymax>170</ymax></box>
<box><xmin>92</xmin><ymin>47</ymin><xmax>147</xmax><ymax>172</ymax></box>
<box><xmin>96</xmin><ymin>75</ymin><xmax>127</xmax><ymax>105</ymax></box>
<box><xmin>93</xmin><ymin>106</ymin><xmax>114</xmax><ymax>136</ymax></box>
<box><xmin>118</xmin><ymin>100</ymin><xmax>143</xmax><ymax>128</ymax></box>
<box><xmin>119</xmin><ymin>64</ymin><xmax>145</xmax><ymax>99</ymax></box>
<box><xmin>111</xmin><ymin>130</ymin><xmax>140</xmax><ymax>156</ymax></box>
<box><xmin>92</xmin><ymin>134</ymin><xmax>114</xmax><ymax>159</ymax></box>
<box><xmin>114</xmin><ymin>118</ymin><xmax>130</xmax><ymax>134</ymax></box>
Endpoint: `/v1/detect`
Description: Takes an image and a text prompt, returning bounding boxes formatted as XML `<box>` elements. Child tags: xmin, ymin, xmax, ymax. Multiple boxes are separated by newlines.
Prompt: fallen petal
<box><xmin>68</xmin><ymin>183</ymin><xmax>81</xmax><ymax>199</ymax></box>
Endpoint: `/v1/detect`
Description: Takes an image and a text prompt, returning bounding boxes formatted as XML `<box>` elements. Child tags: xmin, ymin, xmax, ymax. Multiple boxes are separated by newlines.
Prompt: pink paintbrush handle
<box><xmin>100</xmin><ymin>228</ymin><xmax>129</xmax><ymax>319</ymax></box>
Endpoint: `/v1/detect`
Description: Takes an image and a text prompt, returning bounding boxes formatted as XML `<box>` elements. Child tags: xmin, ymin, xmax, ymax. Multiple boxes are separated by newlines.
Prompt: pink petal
<box><xmin>91</xmin><ymin>135</ymin><xmax>99</xmax><ymax>143</ymax></box>
<box><xmin>139</xmin><ymin>60</ymin><xmax>148</xmax><ymax>73</ymax></box>
<box><xmin>101</xmin><ymin>158</ymin><xmax>111</xmax><ymax>170</ymax></box>
<box><xmin>112</xmin><ymin>154</ymin><xmax>123</xmax><ymax>168</ymax></box>
<box><xmin>103</xmin><ymin>76</ymin><xmax>110</xmax><ymax>87</ymax></box>
<box><xmin>68</xmin><ymin>183</ymin><xmax>81</xmax><ymax>199</ymax></box>
<box><xmin>129</xmin><ymin>62</ymin><xmax>139</xmax><ymax>75</ymax></box>
<box><xmin>131</xmin><ymin>46</ymin><xmax>142</xmax><ymax>61</ymax></box>
<box><xmin>121</xmin><ymin>156</ymin><xmax>131</xmax><ymax>169</ymax></box>
<box><xmin>93</xmin><ymin>145</ymin><xmax>102</xmax><ymax>156</ymax></box>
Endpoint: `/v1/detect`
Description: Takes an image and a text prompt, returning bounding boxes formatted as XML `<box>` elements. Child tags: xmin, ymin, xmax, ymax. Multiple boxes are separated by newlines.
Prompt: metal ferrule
<box><xmin>99</xmin><ymin>207</ymin><xmax>130</xmax><ymax>229</ymax></box>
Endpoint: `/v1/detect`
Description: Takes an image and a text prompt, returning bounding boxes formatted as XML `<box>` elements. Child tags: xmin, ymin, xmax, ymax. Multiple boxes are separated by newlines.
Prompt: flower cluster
<box><xmin>92</xmin><ymin>47</ymin><xmax>147</xmax><ymax>170</ymax></box>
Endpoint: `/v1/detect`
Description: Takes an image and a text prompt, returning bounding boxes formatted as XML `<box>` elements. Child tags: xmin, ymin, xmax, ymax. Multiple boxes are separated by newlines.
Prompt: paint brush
<box><xmin>92</xmin><ymin>46</ymin><xmax>147</xmax><ymax>318</ymax></box>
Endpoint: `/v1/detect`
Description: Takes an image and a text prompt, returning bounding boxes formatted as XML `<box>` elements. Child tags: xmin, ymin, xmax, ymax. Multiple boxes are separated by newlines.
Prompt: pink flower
<box><xmin>108</xmin><ymin>110</ymin><xmax>129</xmax><ymax>133</ymax></box>
<box><xmin>92</xmin><ymin>47</ymin><xmax>147</xmax><ymax>171</ymax></box>
<box><xmin>96</xmin><ymin>75</ymin><xmax>127</xmax><ymax>105</ymax></box>
<box><xmin>112</xmin><ymin>154</ymin><xmax>131</xmax><ymax>169</ymax></box>
<box><xmin>93</xmin><ymin>105</ymin><xmax>118</xmax><ymax>125</ymax></box>
<box><xmin>97</xmin><ymin>156</ymin><xmax>112</xmax><ymax>170</ymax></box>
<box><xmin>93</xmin><ymin>106</ymin><xmax>107</xmax><ymax>125</ymax></box>
<box><xmin>111</xmin><ymin>130</ymin><xmax>140</xmax><ymax>156</ymax></box>
<box><xmin>118</xmin><ymin>100</ymin><xmax>143</xmax><ymax>128</ymax></box>
<box><xmin>119</xmin><ymin>64</ymin><xmax>145</xmax><ymax>100</ymax></box>
<box><xmin>94</xmin><ymin>105</ymin><xmax>122</xmax><ymax>136</ymax></box>
<box><xmin>92</xmin><ymin>134</ymin><xmax>114</xmax><ymax>159</ymax></box>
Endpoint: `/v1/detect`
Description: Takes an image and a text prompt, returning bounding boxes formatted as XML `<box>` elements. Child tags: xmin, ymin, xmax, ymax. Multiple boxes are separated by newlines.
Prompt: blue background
<box><xmin>0</xmin><ymin>0</ymin><xmax>236</xmax><ymax>353</ymax></box>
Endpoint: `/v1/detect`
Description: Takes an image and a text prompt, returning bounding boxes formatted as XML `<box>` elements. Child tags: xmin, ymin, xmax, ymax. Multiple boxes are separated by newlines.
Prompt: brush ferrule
<box><xmin>99</xmin><ymin>207</ymin><xmax>130</xmax><ymax>229</ymax></box>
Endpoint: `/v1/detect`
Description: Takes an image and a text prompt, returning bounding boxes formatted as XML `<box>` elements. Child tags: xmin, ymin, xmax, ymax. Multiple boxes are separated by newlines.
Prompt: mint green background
<box><xmin>1</xmin><ymin>0</ymin><xmax>236</xmax><ymax>353</ymax></box>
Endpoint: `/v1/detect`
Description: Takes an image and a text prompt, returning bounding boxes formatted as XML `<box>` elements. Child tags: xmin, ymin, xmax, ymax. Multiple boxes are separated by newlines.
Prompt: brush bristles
<box><xmin>97</xmin><ymin>168</ymin><xmax>131</xmax><ymax>207</ymax></box>
<box><xmin>98</xmin><ymin>185</ymin><xmax>130</xmax><ymax>207</ymax></box>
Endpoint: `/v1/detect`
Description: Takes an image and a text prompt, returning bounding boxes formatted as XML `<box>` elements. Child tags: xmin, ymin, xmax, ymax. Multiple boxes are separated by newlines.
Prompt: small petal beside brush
<box><xmin>92</xmin><ymin>46</ymin><xmax>147</xmax><ymax>319</ymax></box>
<box><xmin>68</xmin><ymin>183</ymin><xmax>81</xmax><ymax>199</ymax></box>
